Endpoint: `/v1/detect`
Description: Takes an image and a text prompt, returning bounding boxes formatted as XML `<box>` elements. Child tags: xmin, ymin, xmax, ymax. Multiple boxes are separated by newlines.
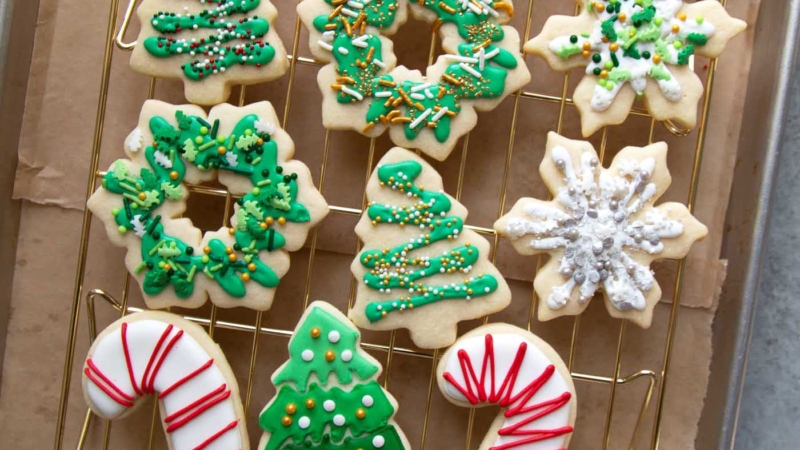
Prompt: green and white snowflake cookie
<box><xmin>525</xmin><ymin>0</ymin><xmax>746</xmax><ymax>136</ymax></box>
<box><xmin>130</xmin><ymin>0</ymin><xmax>289</xmax><ymax>105</ymax></box>
<box><xmin>87</xmin><ymin>100</ymin><xmax>329</xmax><ymax>311</ymax></box>
<box><xmin>297</xmin><ymin>0</ymin><xmax>531</xmax><ymax>161</ymax></box>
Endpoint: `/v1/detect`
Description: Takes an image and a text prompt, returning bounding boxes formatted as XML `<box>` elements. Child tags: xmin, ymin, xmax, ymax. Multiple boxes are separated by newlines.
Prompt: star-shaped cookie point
<box><xmin>524</xmin><ymin>0</ymin><xmax>746</xmax><ymax>137</ymax></box>
<box><xmin>494</xmin><ymin>132</ymin><xmax>708</xmax><ymax>327</ymax></box>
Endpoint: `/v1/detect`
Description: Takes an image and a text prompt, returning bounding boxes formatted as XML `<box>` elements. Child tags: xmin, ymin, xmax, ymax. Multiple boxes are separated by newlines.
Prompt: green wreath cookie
<box><xmin>297</xmin><ymin>0</ymin><xmax>531</xmax><ymax>161</ymax></box>
<box><xmin>87</xmin><ymin>101</ymin><xmax>329</xmax><ymax>311</ymax></box>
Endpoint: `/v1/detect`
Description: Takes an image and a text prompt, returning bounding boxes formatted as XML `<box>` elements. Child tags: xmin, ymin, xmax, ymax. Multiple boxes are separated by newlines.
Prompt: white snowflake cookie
<box><xmin>494</xmin><ymin>132</ymin><xmax>708</xmax><ymax>327</ymax></box>
<box><xmin>524</xmin><ymin>0</ymin><xmax>746</xmax><ymax>137</ymax></box>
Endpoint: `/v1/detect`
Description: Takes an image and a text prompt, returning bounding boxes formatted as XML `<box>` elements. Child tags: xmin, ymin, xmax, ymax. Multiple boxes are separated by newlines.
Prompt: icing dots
<box><xmin>259</xmin><ymin>302</ymin><xmax>409</xmax><ymax>450</ymax></box>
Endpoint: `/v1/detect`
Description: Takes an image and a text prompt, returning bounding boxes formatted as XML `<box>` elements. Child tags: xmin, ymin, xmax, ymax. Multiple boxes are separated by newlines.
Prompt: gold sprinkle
<box><xmin>363</xmin><ymin>122</ymin><xmax>375</xmax><ymax>133</ymax></box>
<box><xmin>379</xmin><ymin>79</ymin><xmax>397</xmax><ymax>88</ymax></box>
<box><xmin>441</xmin><ymin>73</ymin><xmax>462</xmax><ymax>86</ymax></box>
<box><xmin>438</xmin><ymin>1</ymin><xmax>456</xmax><ymax>14</ymax></box>
<box><xmin>328</xmin><ymin>5</ymin><xmax>343</xmax><ymax>20</ymax></box>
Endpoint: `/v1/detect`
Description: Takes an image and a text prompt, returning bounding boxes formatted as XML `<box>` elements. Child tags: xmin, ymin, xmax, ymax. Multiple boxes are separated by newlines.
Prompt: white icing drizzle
<box><xmin>441</xmin><ymin>333</ymin><xmax>574</xmax><ymax>450</ymax></box>
<box><xmin>83</xmin><ymin>319</ymin><xmax>242</xmax><ymax>450</ymax></box>
<box><xmin>548</xmin><ymin>0</ymin><xmax>716</xmax><ymax>110</ymax></box>
<box><xmin>504</xmin><ymin>146</ymin><xmax>685</xmax><ymax>311</ymax></box>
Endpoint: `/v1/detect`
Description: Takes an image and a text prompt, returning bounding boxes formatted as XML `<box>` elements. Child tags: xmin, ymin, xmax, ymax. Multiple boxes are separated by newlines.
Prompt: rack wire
<box><xmin>53</xmin><ymin>0</ymin><xmax>728</xmax><ymax>449</ymax></box>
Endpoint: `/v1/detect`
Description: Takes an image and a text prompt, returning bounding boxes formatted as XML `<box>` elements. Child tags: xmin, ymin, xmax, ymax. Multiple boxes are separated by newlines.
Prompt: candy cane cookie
<box><xmin>438</xmin><ymin>323</ymin><xmax>577</xmax><ymax>449</ymax></box>
<box><xmin>82</xmin><ymin>311</ymin><xmax>248</xmax><ymax>450</ymax></box>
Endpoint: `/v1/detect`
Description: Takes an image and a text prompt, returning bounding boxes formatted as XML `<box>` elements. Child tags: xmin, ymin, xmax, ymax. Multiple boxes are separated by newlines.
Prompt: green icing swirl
<box><xmin>101</xmin><ymin>110</ymin><xmax>310</xmax><ymax>300</ymax></box>
<box><xmin>142</xmin><ymin>0</ymin><xmax>277</xmax><ymax>81</ymax></box>
<box><xmin>312</xmin><ymin>0</ymin><xmax>517</xmax><ymax>143</ymax></box>
<box><xmin>359</xmin><ymin>160</ymin><xmax>498</xmax><ymax>323</ymax></box>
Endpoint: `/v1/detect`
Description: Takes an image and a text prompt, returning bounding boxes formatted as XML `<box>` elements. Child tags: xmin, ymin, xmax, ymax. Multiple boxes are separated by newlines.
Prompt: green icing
<box><xmin>277</xmin><ymin>426</ymin><xmax>405</xmax><ymax>450</ymax></box>
<box><xmin>102</xmin><ymin>110</ymin><xmax>310</xmax><ymax>300</ymax></box>
<box><xmin>259</xmin><ymin>382</ymin><xmax>398</xmax><ymax>450</ymax></box>
<box><xmin>312</xmin><ymin>0</ymin><xmax>517</xmax><ymax>143</ymax></box>
<box><xmin>359</xmin><ymin>160</ymin><xmax>498</xmax><ymax>323</ymax></box>
<box><xmin>548</xmin><ymin>1</ymin><xmax>716</xmax><ymax>100</ymax></box>
<box><xmin>142</xmin><ymin>0</ymin><xmax>277</xmax><ymax>81</ymax></box>
<box><xmin>272</xmin><ymin>306</ymin><xmax>379</xmax><ymax>389</ymax></box>
<box><xmin>260</xmin><ymin>304</ymin><xmax>407</xmax><ymax>450</ymax></box>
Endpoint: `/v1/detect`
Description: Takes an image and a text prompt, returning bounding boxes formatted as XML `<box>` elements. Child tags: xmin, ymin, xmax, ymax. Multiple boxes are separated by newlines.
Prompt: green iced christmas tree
<box><xmin>259</xmin><ymin>303</ymin><xmax>408</xmax><ymax>450</ymax></box>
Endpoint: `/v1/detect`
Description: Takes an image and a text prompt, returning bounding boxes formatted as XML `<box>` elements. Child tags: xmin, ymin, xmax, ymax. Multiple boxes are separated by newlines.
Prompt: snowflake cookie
<box><xmin>82</xmin><ymin>311</ymin><xmax>249</xmax><ymax>450</ymax></box>
<box><xmin>297</xmin><ymin>0</ymin><xmax>531</xmax><ymax>161</ymax></box>
<box><xmin>130</xmin><ymin>0</ymin><xmax>289</xmax><ymax>105</ymax></box>
<box><xmin>258</xmin><ymin>301</ymin><xmax>411</xmax><ymax>450</ymax></box>
<box><xmin>350</xmin><ymin>147</ymin><xmax>512</xmax><ymax>348</ymax></box>
<box><xmin>494</xmin><ymin>132</ymin><xmax>708</xmax><ymax>327</ymax></box>
<box><xmin>438</xmin><ymin>323</ymin><xmax>577</xmax><ymax>449</ymax></box>
<box><xmin>524</xmin><ymin>0</ymin><xmax>746</xmax><ymax>137</ymax></box>
<box><xmin>87</xmin><ymin>101</ymin><xmax>329</xmax><ymax>311</ymax></box>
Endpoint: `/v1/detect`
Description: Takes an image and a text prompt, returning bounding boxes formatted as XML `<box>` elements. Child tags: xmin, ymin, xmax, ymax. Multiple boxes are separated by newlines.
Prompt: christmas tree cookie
<box><xmin>258</xmin><ymin>301</ymin><xmax>411</xmax><ymax>450</ymax></box>
<box><xmin>494</xmin><ymin>132</ymin><xmax>708</xmax><ymax>327</ymax></box>
<box><xmin>82</xmin><ymin>311</ymin><xmax>249</xmax><ymax>450</ymax></box>
<box><xmin>130</xmin><ymin>0</ymin><xmax>289</xmax><ymax>105</ymax></box>
<box><xmin>87</xmin><ymin>101</ymin><xmax>329</xmax><ymax>311</ymax></box>
<box><xmin>438</xmin><ymin>323</ymin><xmax>577</xmax><ymax>449</ymax></box>
<box><xmin>350</xmin><ymin>147</ymin><xmax>511</xmax><ymax>349</ymax></box>
<box><xmin>296</xmin><ymin>0</ymin><xmax>531</xmax><ymax>161</ymax></box>
<box><xmin>524</xmin><ymin>0</ymin><xmax>746</xmax><ymax>136</ymax></box>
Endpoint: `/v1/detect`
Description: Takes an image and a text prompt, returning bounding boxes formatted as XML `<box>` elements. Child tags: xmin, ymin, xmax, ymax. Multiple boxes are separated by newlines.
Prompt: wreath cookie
<box><xmin>87</xmin><ymin>101</ymin><xmax>329</xmax><ymax>311</ymax></box>
<box><xmin>82</xmin><ymin>311</ymin><xmax>249</xmax><ymax>450</ymax></box>
<box><xmin>258</xmin><ymin>301</ymin><xmax>411</xmax><ymax>450</ymax></box>
<box><xmin>438</xmin><ymin>323</ymin><xmax>577</xmax><ymax>449</ymax></box>
<box><xmin>524</xmin><ymin>0</ymin><xmax>746</xmax><ymax>137</ymax></box>
<box><xmin>130</xmin><ymin>0</ymin><xmax>289</xmax><ymax>105</ymax></box>
<box><xmin>349</xmin><ymin>147</ymin><xmax>511</xmax><ymax>349</ymax></box>
<box><xmin>494</xmin><ymin>132</ymin><xmax>707</xmax><ymax>327</ymax></box>
<box><xmin>297</xmin><ymin>0</ymin><xmax>531</xmax><ymax>161</ymax></box>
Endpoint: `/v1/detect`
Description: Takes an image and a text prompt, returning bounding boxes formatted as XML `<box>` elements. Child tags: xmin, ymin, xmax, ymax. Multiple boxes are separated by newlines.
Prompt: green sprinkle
<box><xmin>195</xmin><ymin>136</ymin><xmax>204</xmax><ymax>145</ymax></box>
<box><xmin>251</xmin><ymin>157</ymin><xmax>262</xmax><ymax>166</ymax></box>
<box><xmin>245</xmin><ymin>129</ymin><xmax>253</xmax><ymax>136</ymax></box>
<box><xmin>696</xmin><ymin>16</ymin><xmax>704</xmax><ymax>24</ymax></box>
<box><xmin>134</xmin><ymin>262</ymin><xmax>147</xmax><ymax>274</ymax></box>
<box><xmin>200</xmin><ymin>126</ymin><xmax>209</xmax><ymax>135</ymax></box>
<box><xmin>217</xmin><ymin>135</ymin><xmax>226</xmax><ymax>144</ymax></box>
<box><xmin>257</xmin><ymin>179</ymin><xmax>272</xmax><ymax>187</ymax></box>
<box><xmin>252</xmin><ymin>187</ymin><xmax>261</xmax><ymax>195</ymax></box>
<box><xmin>605</xmin><ymin>60</ymin><xmax>614</xmax><ymax>69</ymax></box>
<box><xmin>201</xmin><ymin>255</ymin><xmax>209</xmax><ymax>264</ymax></box>
<box><xmin>199</xmin><ymin>141</ymin><xmax>217</xmax><ymax>151</ymax></box>
<box><xmin>111</xmin><ymin>208</ymin><xmax>120</xmax><ymax>216</ymax></box>
<box><xmin>149</xmin><ymin>240</ymin><xmax>166</xmax><ymax>256</ymax></box>
<box><xmin>118</xmin><ymin>226</ymin><xmax>127</xmax><ymax>235</ymax></box>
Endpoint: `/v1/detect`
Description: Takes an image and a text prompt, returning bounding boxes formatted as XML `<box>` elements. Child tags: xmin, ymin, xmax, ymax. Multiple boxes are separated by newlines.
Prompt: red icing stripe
<box><xmin>193</xmin><ymin>419</ymin><xmax>239</xmax><ymax>450</ymax></box>
<box><xmin>145</xmin><ymin>330</ymin><xmax>184</xmax><ymax>393</ymax></box>
<box><xmin>84</xmin><ymin>366</ymin><xmax>134</xmax><ymax>407</ymax></box>
<box><xmin>121</xmin><ymin>323</ymin><xmax>143</xmax><ymax>396</ymax></box>
<box><xmin>166</xmin><ymin>388</ymin><xmax>232</xmax><ymax>432</ymax></box>
<box><xmin>159</xmin><ymin>359</ymin><xmax>215</xmax><ymax>399</ymax></box>
<box><xmin>442</xmin><ymin>334</ymin><xmax>574</xmax><ymax>450</ymax></box>
<box><xmin>141</xmin><ymin>325</ymin><xmax>174</xmax><ymax>394</ymax></box>
<box><xmin>86</xmin><ymin>359</ymin><xmax>134</xmax><ymax>402</ymax></box>
<box><xmin>165</xmin><ymin>383</ymin><xmax>227</xmax><ymax>423</ymax></box>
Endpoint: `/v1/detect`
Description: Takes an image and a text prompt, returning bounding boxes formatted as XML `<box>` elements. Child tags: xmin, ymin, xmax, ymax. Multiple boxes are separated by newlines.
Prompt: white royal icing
<box><xmin>84</xmin><ymin>320</ymin><xmax>242</xmax><ymax>450</ymax></box>
<box><xmin>442</xmin><ymin>333</ymin><xmax>574</xmax><ymax>450</ymax></box>
<box><xmin>504</xmin><ymin>146</ymin><xmax>683</xmax><ymax>311</ymax></box>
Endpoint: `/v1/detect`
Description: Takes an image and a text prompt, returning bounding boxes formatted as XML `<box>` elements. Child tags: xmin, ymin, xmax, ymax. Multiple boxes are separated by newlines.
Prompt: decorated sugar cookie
<box><xmin>258</xmin><ymin>301</ymin><xmax>411</xmax><ymax>450</ymax></box>
<box><xmin>524</xmin><ymin>0</ymin><xmax>746</xmax><ymax>137</ymax></box>
<box><xmin>82</xmin><ymin>311</ymin><xmax>248</xmax><ymax>450</ymax></box>
<box><xmin>130</xmin><ymin>0</ymin><xmax>288</xmax><ymax>105</ymax></box>
<box><xmin>438</xmin><ymin>323</ymin><xmax>577</xmax><ymax>449</ymax></box>
<box><xmin>494</xmin><ymin>132</ymin><xmax>708</xmax><ymax>327</ymax></box>
<box><xmin>349</xmin><ymin>147</ymin><xmax>511</xmax><ymax>349</ymax></box>
<box><xmin>297</xmin><ymin>0</ymin><xmax>531</xmax><ymax>161</ymax></box>
<box><xmin>87</xmin><ymin>101</ymin><xmax>329</xmax><ymax>311</ymax></box>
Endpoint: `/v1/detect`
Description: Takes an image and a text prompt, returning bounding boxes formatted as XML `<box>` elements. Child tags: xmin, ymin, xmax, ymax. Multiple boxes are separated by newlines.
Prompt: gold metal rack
<box><xmin>53</xmin><ymin>0</ymin><xmax>726</xmax><ymax>449</ymax></box>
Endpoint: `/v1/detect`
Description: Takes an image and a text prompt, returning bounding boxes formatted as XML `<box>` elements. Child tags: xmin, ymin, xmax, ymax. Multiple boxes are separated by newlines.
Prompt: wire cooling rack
<box><xmin>53</xmin><ymin>0</ymin><xmax>730</xmax><ymax>449</ymax></box>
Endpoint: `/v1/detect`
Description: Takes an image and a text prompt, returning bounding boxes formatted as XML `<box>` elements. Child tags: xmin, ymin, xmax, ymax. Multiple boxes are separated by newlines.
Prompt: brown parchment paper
<box><xmin>1</xmin><ymin>0</ymin><xmax>760</xmax><ymax>449</ymax></box>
